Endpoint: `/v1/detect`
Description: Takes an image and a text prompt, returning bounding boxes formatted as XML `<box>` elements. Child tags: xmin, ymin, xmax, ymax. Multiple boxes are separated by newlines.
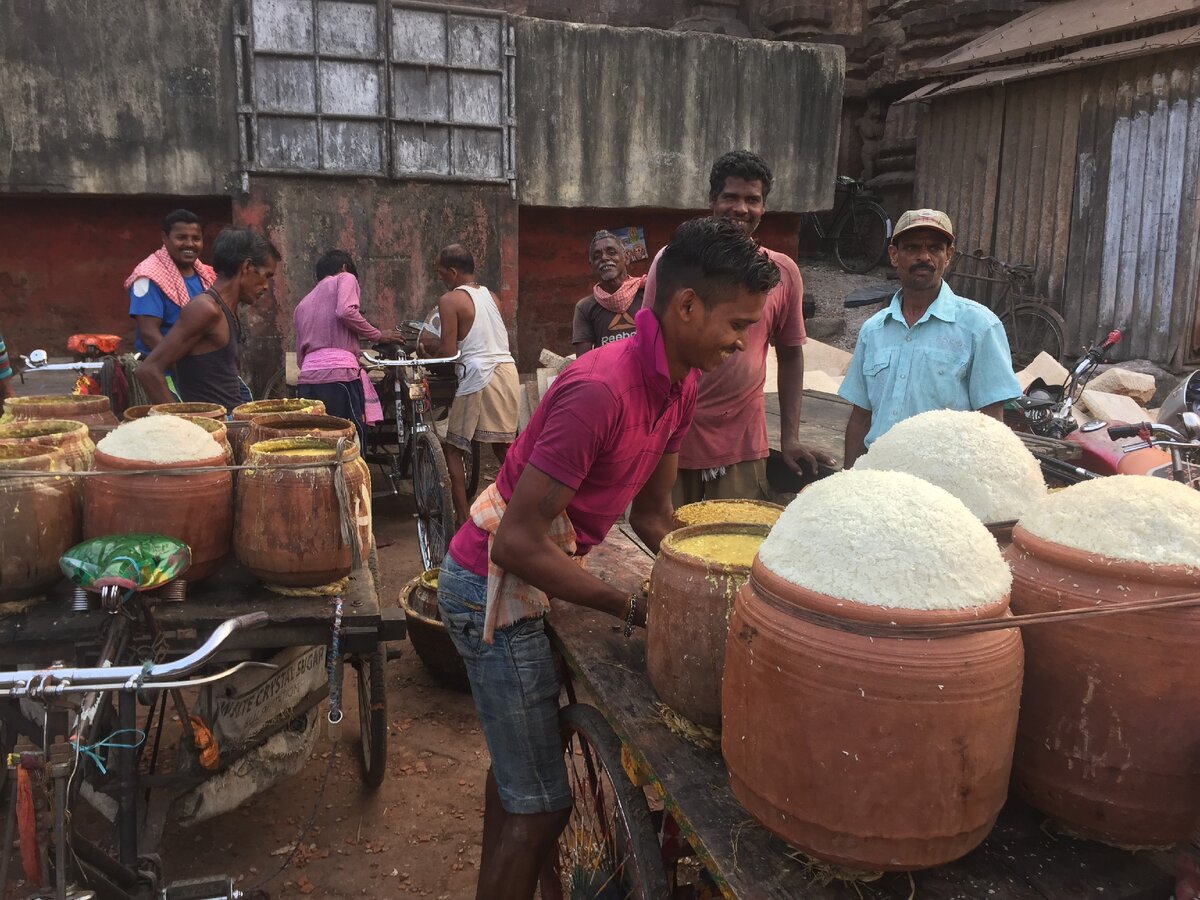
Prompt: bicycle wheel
<box><xmin>546</xmin><ymin>703</ymin><xmax>669</xmax><ymax>900</ymax></box>
<box><xmin>412</xmin><ymin>430</ymin><xmax>455</xmax><ymax>571</ymax></box>
<box><xmin>466</xmin><ymin>440</ymin><xmax>481</xmax><ymax>498</ymax></box>
<box><xmin>260</xmin><ymin>366</ymin><xmax>296</xmax><ymax>401</ymax></box>
<box><xmin>354</xmin><ymin>642</ymin><xmax>388</xmax><ymax>790</ymax></box>
<box><xmin>834</xmin><ymin>201</ymin><xmax>891</xmax><ymax>274</ymax></box>
<box><xmin>1001</xmin><ymin>301</ymin><xmax>1067</xmax><ymax>369</ymax></box>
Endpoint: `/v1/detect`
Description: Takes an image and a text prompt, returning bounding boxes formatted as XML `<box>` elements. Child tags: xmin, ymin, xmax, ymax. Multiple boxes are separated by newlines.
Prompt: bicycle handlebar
<box><xmin>0</xmin><ymin>612</ymin><xmax>270</xmax><ymax>697</ymax></box>
<box><xmin>361</xmin><ymin>351</ymin><xmax>462</xmax><ymax>368</ymax></box>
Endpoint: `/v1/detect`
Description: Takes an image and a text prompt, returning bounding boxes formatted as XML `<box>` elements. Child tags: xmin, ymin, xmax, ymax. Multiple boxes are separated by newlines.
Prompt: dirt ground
<box><xmin>160</xmin><ymin>489</ymin><xmax>490</xmax><ymax>900</ymax></box>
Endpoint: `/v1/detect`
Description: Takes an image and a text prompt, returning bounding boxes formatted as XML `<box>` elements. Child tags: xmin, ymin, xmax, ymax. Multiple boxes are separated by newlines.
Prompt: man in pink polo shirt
<box><xmin>437</xmin><ymin>218</ymin><xmax>780</xmax><ymax>900</ymax></box>
<box><xmin>647</xmin><ymin>150</ymin><xmax>837</xmax><ymax>504</ymax></box>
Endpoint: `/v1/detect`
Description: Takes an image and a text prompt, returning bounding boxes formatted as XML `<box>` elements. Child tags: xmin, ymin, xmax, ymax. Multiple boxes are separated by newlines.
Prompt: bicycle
<box><xmin>801</xmin><ymin>175</ymin><xmax>893</xmax><ymax>274</ymax></box>
<box><xmin>945</xmin><ymin>249</ymin><xmax>1066</xmax><ymax>368</ymax></box>
<box><xmin>358</xmin><ymin>334</ymin><xmax>476</xmax><ymax>571</ymax></box>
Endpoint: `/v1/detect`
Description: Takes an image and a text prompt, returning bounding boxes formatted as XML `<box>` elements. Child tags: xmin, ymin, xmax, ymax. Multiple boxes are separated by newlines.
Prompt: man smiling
<box><xmin>572</xmin><ymin>230</ymin><xmax>645</xmax><ymax>356</ymax></box>
<box><xmin>839</xmin><ymin>209</ymin><xmax>1021</xmax><ymax>466</ymax></box>
<box><xmin>125</xmin><ymin>209</ymin><xmax>216</xmax><ymax>355</ymax></box>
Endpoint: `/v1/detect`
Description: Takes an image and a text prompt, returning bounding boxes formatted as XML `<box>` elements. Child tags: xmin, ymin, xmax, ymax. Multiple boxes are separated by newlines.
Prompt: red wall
<box><xmin>0</xmin><ymin>194</ymin><xmax>232</xmax><ymax>359</ymax></box>
<box><xmin>516</xmin><ymin>206</ymin><xmax>802</xmax><ymax>370</ymax></box>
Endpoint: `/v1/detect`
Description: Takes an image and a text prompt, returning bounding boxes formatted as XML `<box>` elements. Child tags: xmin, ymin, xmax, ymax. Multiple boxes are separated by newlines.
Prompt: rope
<box><xmin>0</xmin><ymin>460</ymin><xmax>344</xmax><ymax>478</ymax></box>
<box><xmin>264</xmin><ymin>577</ymin><xmax>349</xmax><ymax>598</ymax></box>
<box><xmin>749</xmin><ymin>575</ymin><xmax>1200</xmax><ymax>640</ymax></box>
<box><xmin>70</xmin><ymin>728</ymin><xmax>146</xmax><ymax>776</ymax></box>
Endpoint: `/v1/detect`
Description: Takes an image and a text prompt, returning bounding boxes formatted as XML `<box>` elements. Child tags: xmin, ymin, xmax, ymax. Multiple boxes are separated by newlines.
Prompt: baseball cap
<box><xmin>892</xmin><ymin>209</ymin><xmax>954</xmax><ymax>245</ymax></box>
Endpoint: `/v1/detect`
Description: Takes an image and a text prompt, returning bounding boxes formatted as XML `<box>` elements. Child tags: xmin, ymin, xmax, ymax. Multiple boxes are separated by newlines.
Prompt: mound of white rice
<box><xmin>758</xmin><ymin>469</ymin><xmax>1012</xmax><ymax>610</ymax></box>
<box><xmin>857</xmin><ymin>410</ymin><xmax>1045</xmax><ymax>524</ymax></box>
<box><xmin>97</xmin><ymin>415</ymin><xmax>220</xmax><ymax>464</ymax></box>
<box><xmin>1019</xmin><ymin>475</ymin><xmax>1200</xmax><ymax>567</ymax></box>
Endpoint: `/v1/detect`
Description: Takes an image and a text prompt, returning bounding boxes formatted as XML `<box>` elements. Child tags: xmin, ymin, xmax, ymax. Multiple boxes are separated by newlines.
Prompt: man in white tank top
<box><xmin>421</xmin><ymin>244</ymin><xmax>521</xmax><ymax>526</ymax></box>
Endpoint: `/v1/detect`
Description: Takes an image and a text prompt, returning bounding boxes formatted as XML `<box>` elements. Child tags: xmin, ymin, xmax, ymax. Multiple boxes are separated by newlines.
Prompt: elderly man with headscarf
<box><xmin>571</xmin><ymin>230</ymin><xmax>646</xmax><ymax>357</ymax></box>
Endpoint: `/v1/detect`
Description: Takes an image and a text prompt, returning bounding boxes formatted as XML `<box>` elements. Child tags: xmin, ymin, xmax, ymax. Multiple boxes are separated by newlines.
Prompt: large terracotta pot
<box><xmin>178</xmin><ymin>415</ymin><xmax>234</xmax><ymax>465</ymax></box>
<box><xmin>0</xmin><ymin>445</ymin><xmax>80</xmax><ymax>601</ymax></box>
<box><xmin>84</xmin><ymin>447</ymin><xmax>232</xmax><ymax>583</ymax></box>
<box><xmin>648</xmin><ymin>523</ymin><xmax>769</xmax><ymax>730</ymax></box>
<box><xmin>1005</xmin><ymin>525</ymin><xmax>1200</xmax><ymax>846</ymax></box>
<box><xmin>234</xmin><ymin>438</ymin><xmax>370</xmax><ymax>587</ymax></box>
<box><xmin>149</xmin><ymin>402</ymin><xmax>225</xmax><ymax>420</ymax></box>
<box><xmin>230</xmin><ymin>399</ymin><xmax>325</xmax><ymax>461</ymax></box>
<box><xmin>247</xmin><ymin>413</ymin><xmax>356</xmax><ymax>450</ymax></box>
<box><xmin>122</xmin><ymin>405</ymin><xmax>153</xmax><ymax>421</ymax></box>
<box><xmin>5</xmin><ymin>394</ymin><xmax>117</xmax><ymax>427</ymax></box>
<box><xmin>722</xmin><ymin>559</ymin><xmax>1024</xmax><ymax>871</ymax></box>
<box><xmin>671</xmin><ymin>499</ymin><xmax>783</xmax><ymax>531</ymax></box>
<box><xmin>0</xmin><ymin>419</ymin><xmax>94</xmax><ymax>472</ymax></box>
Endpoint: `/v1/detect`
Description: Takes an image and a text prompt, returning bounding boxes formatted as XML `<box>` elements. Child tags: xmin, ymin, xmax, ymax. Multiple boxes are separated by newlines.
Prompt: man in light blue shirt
<box><xmin>839</xmin><ymin>209</ymin><xmax>1021</xmax><ymax>466</ymax></box>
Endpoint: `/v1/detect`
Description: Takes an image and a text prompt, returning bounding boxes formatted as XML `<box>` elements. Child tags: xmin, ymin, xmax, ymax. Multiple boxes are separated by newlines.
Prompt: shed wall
<box><xmin>916</xmin><ymin>49</ymin><xmax>1200</xmax><ymax>366</ymax></box>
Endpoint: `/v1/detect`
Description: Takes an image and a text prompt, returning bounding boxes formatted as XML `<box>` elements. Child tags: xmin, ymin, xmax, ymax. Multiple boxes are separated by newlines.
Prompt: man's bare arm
<box><xmin>135</xmin><ymin>299</ymin><xmax>221</xmax><ymax>404</ymax></box>
<box><xmin>843</xmin><ymin>404</ymin><xmax>872</xmax><ymax>468</ymax></box>
<box><xmin>421</xmin><ymin>292</ymin><xmax>463</xmax><ymax>358</ymax></box>
<box><xmin>135</xmin><ymin>316</ymin><xmax>164</xmax><ymax>353</ymax></box>
<box><xmin>490</xmin><ymin>464</ymin><xmax>633</xmax><ymax>623</ymax></box>
<box><xmin>777</xmin><ymin>344</ymin><xmax>837</xmax><ymax>474</ymax></box>
<box><xmin>628</xmin><ymin>452</ymin><xmax>679</xmax><ymax>554</ymax></box>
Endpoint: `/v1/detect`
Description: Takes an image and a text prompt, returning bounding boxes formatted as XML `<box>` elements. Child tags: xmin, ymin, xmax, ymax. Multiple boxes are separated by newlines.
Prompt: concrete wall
<box><xmin>232</xmin><ymin>178</ymin><xmax>518</xmax><ymax>391</ymax></box>
<box><xmin>516</xmin><ymin>205</ymin><xmax>802</xmax><ymax>369</ymax></box>
<box><xmin>515</xmin><ymin>18</ymin><xmax>844</xmax><ymax>212</ymax></box>
<box><xmin>0</xmin><ymin>0</ymin><xmax>239</xmax><ymax>195</ymax></box>
<box><xmin>0</xmin><ymin>195</ymin><xmax>232</xmax><ymax>359</ymax></box>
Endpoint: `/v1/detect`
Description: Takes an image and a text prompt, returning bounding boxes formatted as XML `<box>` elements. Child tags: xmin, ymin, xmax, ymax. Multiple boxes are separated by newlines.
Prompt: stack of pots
<box><xmin>234</xmin><ymin>437</ymin><xmax>369</xmax><ymax>588</ymax></box>
<box><xmin>723</xmin><ymin>561</ymin><xmax>1024</xmax><ymax>870</ymax></box>
<box><xmin>84</xmin><ymin>438</ymin><xmax>232</xmax><ymax>583</ymax></box>
<box><xmin>1005</xmin><ymin>526</ymin><xmax>1200</xmax><ymax>846</ymax></box>
<box><xmin>647</xmin><ymin>523</ymin><xmax>769</xmax><ymax>730</ymax></box>
<box><xmin>0</xmin><ymin>444</ymin><xmax>80</xmax><ymax>601</ymax></box>
<box><xmin>230</xmin><ymin>399</ymin><xmax>326</xmax><ymax>461</ymax></box>
<box><xmin>5</xmin><ymin>394</ymin><xmax>118</xmax><ymax>427</ymax></box>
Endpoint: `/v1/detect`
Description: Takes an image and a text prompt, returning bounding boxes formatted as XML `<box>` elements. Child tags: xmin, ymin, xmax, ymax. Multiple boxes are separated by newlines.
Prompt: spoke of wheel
<box><xmin>561</xmin><ymin>732</ymin><xmax>633</xmax><ymax>897</ymax></box>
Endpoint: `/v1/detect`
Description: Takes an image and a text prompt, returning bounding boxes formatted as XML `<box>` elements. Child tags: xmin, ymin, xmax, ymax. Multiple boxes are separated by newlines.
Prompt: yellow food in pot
<box><xmin>675</xmin><ymin>500</ymin><xmax>782</xmax><ymax>527</ymax></box>
<box><xmin>670</xmin><ymin>533</ymin><xmax>765</xmax><ymax>568</ymax></box>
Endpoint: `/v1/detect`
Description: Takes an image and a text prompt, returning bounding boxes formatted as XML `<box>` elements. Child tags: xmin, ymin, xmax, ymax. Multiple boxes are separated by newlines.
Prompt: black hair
<box><xmin>708</xmin><ymin>150</ymin><xmax>774</xmax><ymax>202</ymax></box>
<box><xmin>588</xmin><ymin>230</ymin><xmax>624</xmax><ymax>257</ymax></box>
<box><xmin>210</xmin><ymin>228</ymin><xmax>281</xmax><ymax>279</ymax></box>
<box><xmin>653</xmin><ymin>217</ymin><xmax>780</xmax><ymax>314</ymax></box>
<box><xmin>315</xmin><ymin>249</ymin><xmax>357</xmax><ymax>280</ymax></box>
<box><xmin>437</xmin><ymin>243</ymin><xmax>475</xmax><ymax>274</ymax></box>
<box><xmin>162</xmin><ymin>208</ymin><xmax>201</xmax><ymax>234</ymax></box>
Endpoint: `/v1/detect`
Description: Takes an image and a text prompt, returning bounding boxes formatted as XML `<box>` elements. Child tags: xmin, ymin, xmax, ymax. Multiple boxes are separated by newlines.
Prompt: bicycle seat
<box><xmin>836</xmin><ymin>175</ymin><xmax>858</xmax><ymax>187</ymax></box>
<box><xmin>60</xmin><ymin>533</ymin><xmax>191</xmax><ymax>593</ymax></box>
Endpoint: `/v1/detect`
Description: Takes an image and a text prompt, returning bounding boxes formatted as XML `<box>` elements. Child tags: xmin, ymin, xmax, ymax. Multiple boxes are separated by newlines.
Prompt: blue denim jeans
<box><xmin>437</xmin><ymin>554</ymin><xmax>570</xmax><ymax>814</ymax></box>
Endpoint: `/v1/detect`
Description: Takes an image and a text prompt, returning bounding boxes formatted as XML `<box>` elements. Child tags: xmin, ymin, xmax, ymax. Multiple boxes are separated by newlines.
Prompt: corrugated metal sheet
<box><xmin>916</xmin><ymin>48</ymin><xmax>1200</xmax><ymax>366</ymax></box>
<box><xmin>926</xmin><ymin>0</ymin><xmax>1199</xmax><ymax>76</ymax></box>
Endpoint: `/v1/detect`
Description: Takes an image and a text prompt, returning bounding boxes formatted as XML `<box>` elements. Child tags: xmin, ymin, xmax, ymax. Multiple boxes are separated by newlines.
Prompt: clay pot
<box><xmin>234</xmin><ymin>438</ymin><xmax>370</xmax><ymax>587</ymax></box>
<box><xmin>1005</xmin><ymin>526</ymin><xmax>1200</xmax><ymax>846</ymax></box>
<box><xmin>0</xmin><ymin>419</ymin><xmax>95</xmax><ymax>472</ymax></box>
<box><xmin>401</xmin><ymin>570</ymin><xmax>470</xmax><ymax>692</ymax></box>
<box><xmin>247</xmin><ymin>413</ymin><xmax>356</xmax><ymax>450</ymax></box>
<box><xmin>178</xmin><ymin>415</ymin><xmax>235</xmax><ymax>465</ymax></box>
<box><xmin>123</xmin><ymin>405</ymin><xmax>153</xmax><ymax>421</ymax></box>
<box><xmin>149</xmin><ymin>402</ymin><xmax>226</xmax><ymax>420</ymax></box>
<box><xmin>0</xmin><ymin>444</ymin><xmax>81</xmax><ymax>601</ymax></box>
<box><xmin>5</xmin><ymin>394</ymin><xmax>117</xmax><ymax>427</ymax></box>
<box><xmin>986</xmin><ymin>522</ymin><xmax>1014</xmax><ymax>550</ymax></box>
<box><xmin>231</xmin><ymin>399</ymin><xmax>326</xmax><ymax>462</ymax></box>
<box><xmin>647</xmin><ymin>523</ymin><xmax>769</xmax><ymax>730</ymax></box>
<box><xmin>722</xmin><ymin>559</ymin><xmax>1024</xmax><ymax>871</ymax></box>
<box><xmin>84</xmin><ymin>447</ymin><xmax>232</xmax><ymax>583</ymax></box>
<box><xmin>671</xmin><ymin>499</ymin><xmax>783</xmax><ymax>531</ymax></box>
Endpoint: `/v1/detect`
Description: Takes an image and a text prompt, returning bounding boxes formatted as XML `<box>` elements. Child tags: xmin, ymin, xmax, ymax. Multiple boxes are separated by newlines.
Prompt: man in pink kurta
<box><xmin>293</xmin><ymin>250</ymin><xmax>401</xmax><ymax>444</ymax></box>
<box><xmin>645</xmin><ymin>150</ymin><xmax>837</xmax><ymax>505</ymax></box>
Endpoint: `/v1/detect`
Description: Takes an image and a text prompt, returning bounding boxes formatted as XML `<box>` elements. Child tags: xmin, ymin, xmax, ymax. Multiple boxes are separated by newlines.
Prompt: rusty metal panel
<box><xmin>1066</xmin><ymin>50</ymin><xmax>1200</xmax><ymax>364</ymax></box>
<box><xmin>317</xmin><ymin>1</ymin><xmax>378</xmax><ymax>57</ymax></box>
<box><xmin>253</xmin><ymin>0</ymin><xmax>315</xmax><ymax>53</ymax></box>
<box><xmin>913</xmin><ymin>87</ymin><xmax>1004</xmax><ymax>255</ymax></box>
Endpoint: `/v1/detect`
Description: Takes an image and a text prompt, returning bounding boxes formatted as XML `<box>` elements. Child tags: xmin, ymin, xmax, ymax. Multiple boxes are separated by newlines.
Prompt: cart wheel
<box><xmin>544</xmin><ymin>703</ymin><xmax>669</xmax><ymax>900</ymax></box>
<box><xmin>354</xmin><ymin>643</ymin><xmax>388</xmax><ymax>790</ymax></box>
<box><xmin>412</xmin><ymin>430</ymin><xmax>454</xmax><ymax>571</ymax></box>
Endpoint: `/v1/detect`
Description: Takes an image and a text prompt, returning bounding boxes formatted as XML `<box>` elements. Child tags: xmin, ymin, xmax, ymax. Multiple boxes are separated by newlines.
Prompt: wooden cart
<box><xmin>547</xmin><ymin>528</ymin><xmax>1175</xmax><ymax>899</ymax></box>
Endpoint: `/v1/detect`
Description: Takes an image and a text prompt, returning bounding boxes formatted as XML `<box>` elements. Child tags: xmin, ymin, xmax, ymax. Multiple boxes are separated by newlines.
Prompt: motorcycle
<box><xmin>1012</xmin><ymin>330</ymin><xmax>1200</xmax><ymax>486</ymax></box>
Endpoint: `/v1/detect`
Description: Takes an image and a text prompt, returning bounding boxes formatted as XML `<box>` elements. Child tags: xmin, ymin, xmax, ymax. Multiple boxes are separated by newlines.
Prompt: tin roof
<box><xmin>922</xmin><ymin>0</ymin><xmax>1200</xmax><ymax>77</ymax></box>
